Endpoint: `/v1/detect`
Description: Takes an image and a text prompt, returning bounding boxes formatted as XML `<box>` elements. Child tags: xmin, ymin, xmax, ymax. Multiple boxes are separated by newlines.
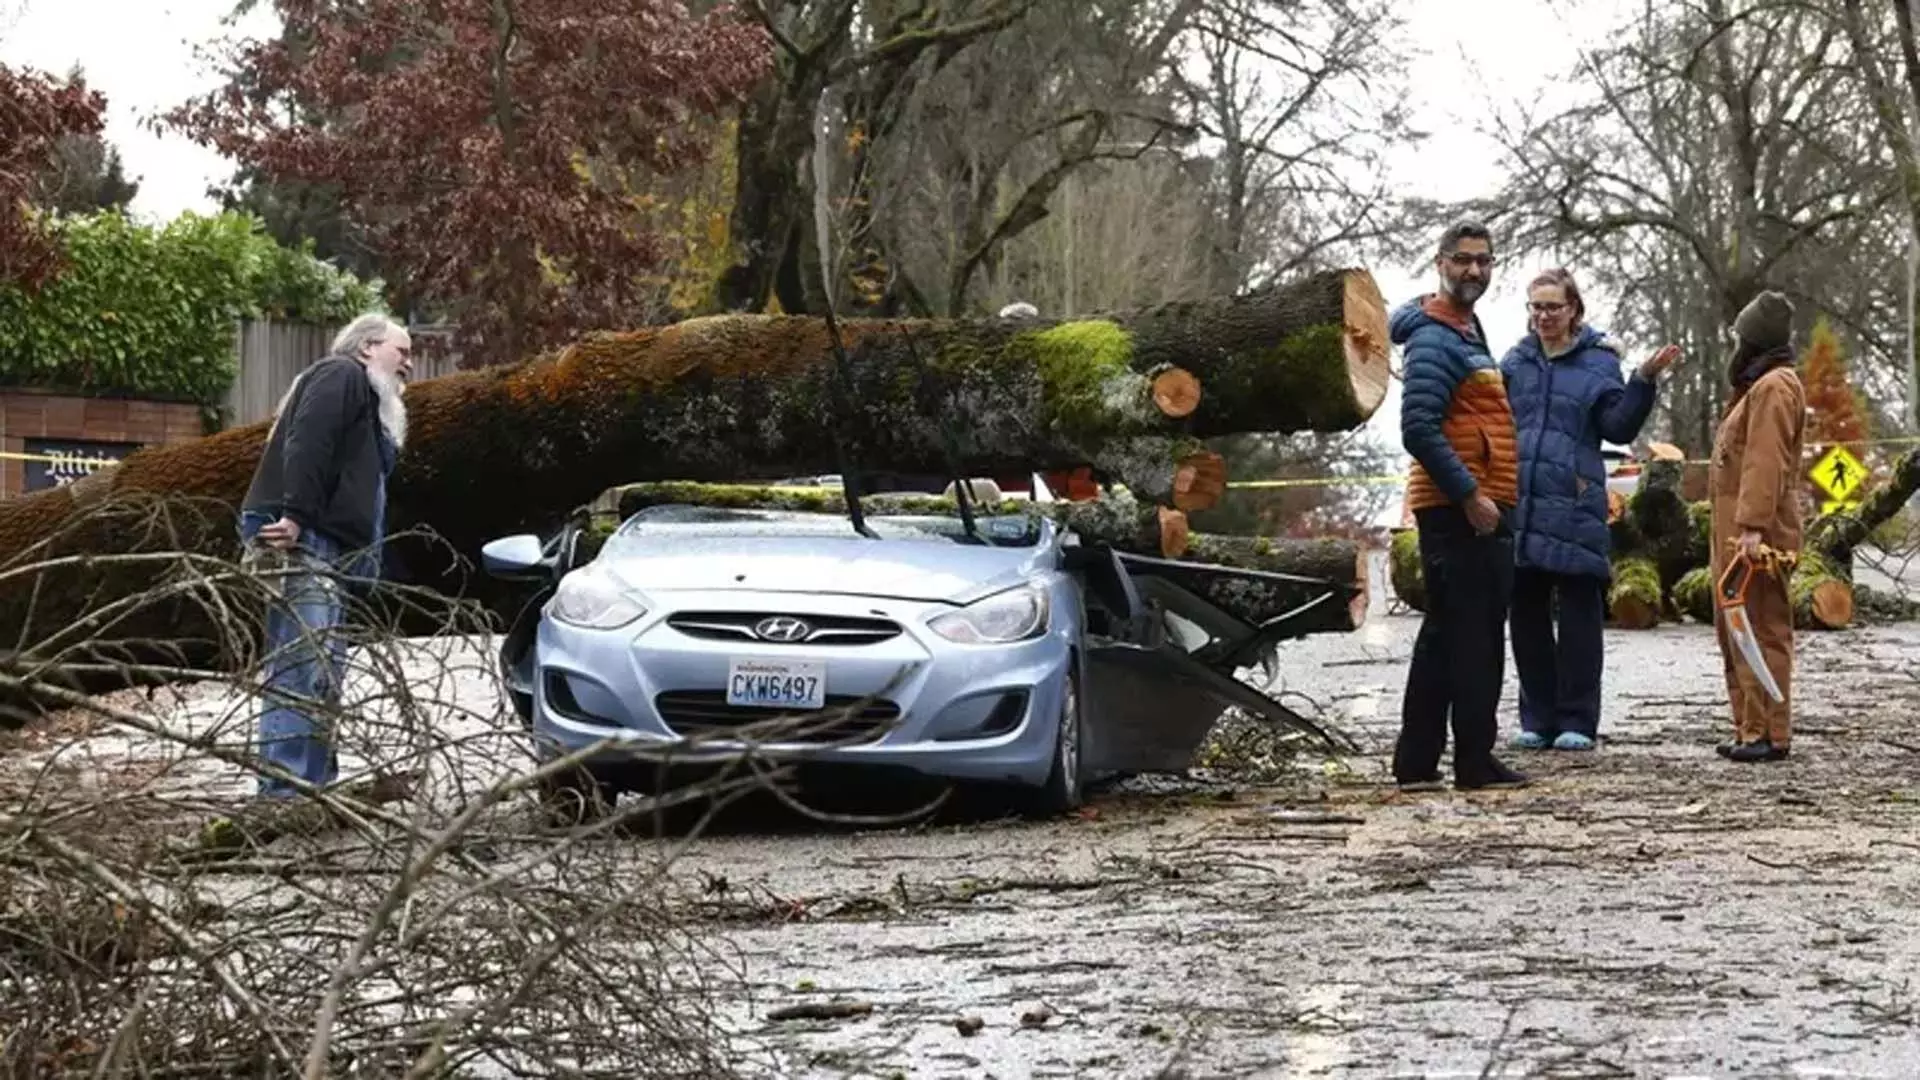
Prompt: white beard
<box><xmin>368</xmin><ymin>367</ymin><xmax>408</xmax><ymax>449</ymax></box>
<box><xmin>266</xmin><ymin>361</ymin><xmax>408</xmax><ymax>447</ymax></box>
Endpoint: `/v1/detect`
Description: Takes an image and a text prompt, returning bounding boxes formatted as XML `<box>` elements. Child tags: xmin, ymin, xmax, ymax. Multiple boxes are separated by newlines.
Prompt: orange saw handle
<box><xmin>1715</xmin><ymin>551</ymin><xmax>1758</xmax><ymax>609</ymax></box>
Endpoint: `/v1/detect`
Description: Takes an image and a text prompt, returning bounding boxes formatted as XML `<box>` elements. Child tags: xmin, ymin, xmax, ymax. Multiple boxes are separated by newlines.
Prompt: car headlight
<box><xmin>929</xmin><ymin>584</ymin><xmax>1050</xmax><ymax>644</ymax></box>
<box><xmin>547</xmin><ymin>567</ymin><xmax>649</xmax><ymax>630</ymax></box>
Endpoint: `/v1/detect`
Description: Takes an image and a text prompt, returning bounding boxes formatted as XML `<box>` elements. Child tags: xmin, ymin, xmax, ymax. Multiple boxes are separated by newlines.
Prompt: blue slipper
<box><xmin>1552</xmin><ymin>732</ymin><xmax>1596</xmax><ymax>752</ymax></box>
<box><xmin>1510</xmin><ymin>731</ymin><xmax>1550</xmax><ymax>750</ymax></box>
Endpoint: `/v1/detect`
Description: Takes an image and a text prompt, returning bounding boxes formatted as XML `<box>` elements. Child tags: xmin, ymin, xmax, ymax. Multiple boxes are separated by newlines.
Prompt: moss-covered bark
<box><xmin>1673</xmin><ymin>565</ymin><xmax>1715</xmax><ymax>624</ymax></box>
<box><xmin>1790</xmin><ymin>548</ymin><xmax>1855</xmax><ymax>631</ymax></box>
<box><xmin>0</xmin><ymin>270</ymin><xmax>1395</xmax><ymax>657</ymax></box>
<box><xmin>1606</xmin><ymin>554</ymin><xmax>1662</xmax><ymax>629</ymax></box>
<box><xmin>1388</xmin><ymin>529</ymin><xmax>1425</xmax><ymax>613</ymax></box>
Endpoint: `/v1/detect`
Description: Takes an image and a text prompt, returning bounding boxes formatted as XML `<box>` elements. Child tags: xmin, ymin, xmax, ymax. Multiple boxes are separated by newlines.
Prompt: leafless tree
<box><xmin>1467</xmin><ymin>0</ymin><xmax>1907</xmax><ymax>453</ymax></box>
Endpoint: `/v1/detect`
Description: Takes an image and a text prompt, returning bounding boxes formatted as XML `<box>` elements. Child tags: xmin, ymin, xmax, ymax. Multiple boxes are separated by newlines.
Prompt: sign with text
<box><xmin>21</xmin><ymin>438</ymin><xmax>142</xmax><ymax>492</ymax></box>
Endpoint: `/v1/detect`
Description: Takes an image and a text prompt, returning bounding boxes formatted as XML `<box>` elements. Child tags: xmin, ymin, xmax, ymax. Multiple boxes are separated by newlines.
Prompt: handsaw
<box><xmin>1715</xmin><ymin>547</ymin><xmax>1790</xmax><ymax>704</ymax></box>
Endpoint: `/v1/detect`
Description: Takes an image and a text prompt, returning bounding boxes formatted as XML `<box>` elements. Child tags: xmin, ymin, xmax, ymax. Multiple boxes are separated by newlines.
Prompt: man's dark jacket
<box><xmin>242</xmin><ymin>354</ymin><xmax>388</xmax><ymax>550</ymax></box>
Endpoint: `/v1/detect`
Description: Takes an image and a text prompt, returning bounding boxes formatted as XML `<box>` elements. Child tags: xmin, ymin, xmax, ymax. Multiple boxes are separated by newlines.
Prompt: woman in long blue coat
<box><xmin>1502</xmin><ymin>269</ymin><xmax>1681</xmax><ymax>751</ymax></box>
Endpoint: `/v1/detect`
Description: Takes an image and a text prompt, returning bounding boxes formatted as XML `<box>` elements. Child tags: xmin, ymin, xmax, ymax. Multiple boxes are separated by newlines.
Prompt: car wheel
<box><xmin>1019</xmin><ymin>666</ymin><xmax>1085</xmax><ymax>818</ymax></box>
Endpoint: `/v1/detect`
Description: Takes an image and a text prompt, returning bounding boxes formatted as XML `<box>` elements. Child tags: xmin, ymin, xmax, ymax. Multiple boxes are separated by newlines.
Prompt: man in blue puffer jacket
<box><xmin>1501</xmin><ymin>268</ymin><xmax>1680</xmax><ymax>751</ymax></box>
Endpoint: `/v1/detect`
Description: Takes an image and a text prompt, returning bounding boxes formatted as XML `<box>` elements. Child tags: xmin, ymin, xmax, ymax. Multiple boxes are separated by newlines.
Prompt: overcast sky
<box><xmin>1</xmin><ymin>0</ymin><xmax>1645</xmax><ymax>519</ymax></box>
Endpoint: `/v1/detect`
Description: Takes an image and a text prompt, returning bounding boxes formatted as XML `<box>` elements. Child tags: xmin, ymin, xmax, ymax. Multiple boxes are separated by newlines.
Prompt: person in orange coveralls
<box><xmin>1710</xmin><ymin>290</ymin><xmax>1806</xmax><ymax>763</ymax></box>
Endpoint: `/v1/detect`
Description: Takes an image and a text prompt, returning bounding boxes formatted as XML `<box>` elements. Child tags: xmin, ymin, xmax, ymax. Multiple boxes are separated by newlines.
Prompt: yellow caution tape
<box><xmin>1226</xmin><ymin>434</ymin><xmax>1920</xmax><ymax>490</ymax></box>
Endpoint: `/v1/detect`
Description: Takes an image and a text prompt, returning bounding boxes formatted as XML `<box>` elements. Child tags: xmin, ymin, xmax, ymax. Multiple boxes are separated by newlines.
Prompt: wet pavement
<box><xmin>9</xmin><ymin>552</ymin><xmax>1920</xmax><ymax>1077</ymax></box>
<box><xmin>694</xmin><ymin>559</ymin><xmax>1920</xmax><ymax>1078</ymax></box>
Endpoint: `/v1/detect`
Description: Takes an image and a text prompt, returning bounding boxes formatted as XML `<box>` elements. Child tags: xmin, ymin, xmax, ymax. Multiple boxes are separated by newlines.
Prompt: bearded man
<box><xmin>1389</xmin><ymin>221</ymin><xmax>1530</xmax><ymax>792</ymax></box>
<box><xmin>237</xmin><ymin>313</ymin><xmax>412</xmax><ymax>798</ymax></box>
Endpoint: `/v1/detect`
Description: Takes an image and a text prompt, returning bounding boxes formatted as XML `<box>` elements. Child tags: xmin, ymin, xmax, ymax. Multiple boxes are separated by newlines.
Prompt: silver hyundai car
<box><xmin>481</xmin><ymin>492</ymin><xmax>1351</xmax><ymax>821</ymax></box>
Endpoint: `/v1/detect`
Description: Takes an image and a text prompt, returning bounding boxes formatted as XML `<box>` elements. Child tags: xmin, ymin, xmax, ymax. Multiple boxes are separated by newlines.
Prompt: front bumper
<box><xmin>526</xmin><ymin>588</ymin><xmax>1073</xmax><ymax>787</ymax></box>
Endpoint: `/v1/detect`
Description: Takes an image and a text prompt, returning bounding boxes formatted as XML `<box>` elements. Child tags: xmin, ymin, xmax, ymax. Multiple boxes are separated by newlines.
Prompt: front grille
<box><xmin>665</xmin><ymin>611</ymin><xmax>902</xmax><ymax>646</ymax></box>
<box><xmin>654</xmin><ymin>690</ymin><xmax>899</xmax><ymax>745</ymax></box>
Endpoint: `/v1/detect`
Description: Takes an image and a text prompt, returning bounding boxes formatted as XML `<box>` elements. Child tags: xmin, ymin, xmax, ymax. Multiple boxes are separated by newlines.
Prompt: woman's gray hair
<box><xmin>330</xmin><ymin>313</ymin><xmax>404</xmax><ymax>359</ymax></box>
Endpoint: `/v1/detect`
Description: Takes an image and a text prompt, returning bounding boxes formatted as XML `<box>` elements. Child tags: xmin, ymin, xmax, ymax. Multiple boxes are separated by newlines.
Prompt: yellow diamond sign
<box><xmin>1821</xmin><ymin>499</ymin><xmax>1860</xmax><ymax>516</ymax></box>
<box><xmin>1810</xmin><ymin>445</ymin><xmax>1867</xmax><ymax>502</ymax></box>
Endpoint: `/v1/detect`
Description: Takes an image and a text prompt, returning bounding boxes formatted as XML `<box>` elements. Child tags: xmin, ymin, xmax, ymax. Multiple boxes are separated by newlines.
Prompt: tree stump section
<box><xmin>1388</xmin><ymin>529</ymin><xmax>1426</xmax><ymax>613</ymax></box>
<box><xmin>1606</xmin><ymin>555</ymin><xmax>1662</xmax><ymax>629</ymax></box>
<box><xmin>1791</xmin><ymin>549</ymin><xmax>1856</xmax><ymax>631</ymax></box>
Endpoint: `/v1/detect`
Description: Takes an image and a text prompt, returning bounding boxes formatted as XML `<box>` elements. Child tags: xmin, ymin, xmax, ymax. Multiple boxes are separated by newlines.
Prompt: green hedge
<box><xmin>0</xmin><ymin>210</ymin><xmax>381</xmax><ymax>403</ymax></box>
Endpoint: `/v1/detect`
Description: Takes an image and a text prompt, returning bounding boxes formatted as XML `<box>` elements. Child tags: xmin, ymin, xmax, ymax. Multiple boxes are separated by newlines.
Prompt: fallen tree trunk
<box><xmin>1806</xmin><ymin>446</ymin><xmax>1920</xmax><ymax>564</ymax></box>
<box><xmin>1785</xmin><ymin>445</ymin><xmax>1919</xmax><ymax>632</ymax></box>
<box><xmin>593</xmin><ymin>482</ymin><xmax>1367</xmax><ymax>635</ymax></box>
<box><xmin>1176</xmin><ymin>533</ymin><xmax>1369</xmax><ymax>634</ymax></box>
<box><xmin>1790</xmin><ymin>548</ymin><xmax>1856</xmax><ymax>631</ymax></box>
<box><xmin>0</xmin><ymin>269</ymin><xmax>1393</xmax><ymax>656</ymax></box>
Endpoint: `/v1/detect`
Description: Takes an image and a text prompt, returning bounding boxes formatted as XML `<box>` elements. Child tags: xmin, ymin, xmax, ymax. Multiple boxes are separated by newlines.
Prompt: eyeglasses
<box><xmin>1444</xmin><ymin>251</ymin><xmax>1496</xmax><ymax>269</ymax></box>
<box><xmin>1527</xmin><ymin>301</ymin><xmax>1570</xmax><ymax>315</ymax></box>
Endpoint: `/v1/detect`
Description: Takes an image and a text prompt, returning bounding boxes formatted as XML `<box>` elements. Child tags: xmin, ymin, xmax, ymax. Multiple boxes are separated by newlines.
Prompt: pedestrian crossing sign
<box><xmin>1810</xmin><ymin>445</ymin><xmax>1866</xmax><ymax>502</ymax></box>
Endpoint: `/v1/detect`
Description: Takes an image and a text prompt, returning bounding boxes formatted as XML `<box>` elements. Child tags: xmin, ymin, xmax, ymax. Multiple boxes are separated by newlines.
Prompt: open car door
<box><xmin>497</xmin><ymin>515</ymin><xmax>594</xmax><ymax>724</ymax></box>
<box><xmin>1071</xmin><ymin>544</ymin><xmax>1362</xmax><ymax>776</ymax></box>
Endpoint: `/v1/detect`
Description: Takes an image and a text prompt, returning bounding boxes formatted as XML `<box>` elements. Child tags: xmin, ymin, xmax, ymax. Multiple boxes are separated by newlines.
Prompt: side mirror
<box><xmin>481</xmin><ymin>534</ymin><xmax>548</xmax><ymax>579</ymax></box>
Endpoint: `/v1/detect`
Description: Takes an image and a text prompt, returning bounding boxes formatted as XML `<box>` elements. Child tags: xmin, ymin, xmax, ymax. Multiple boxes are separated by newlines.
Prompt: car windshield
<box><xmin>613</xmin><ymin>504</ymin><xmax>1044</xmax><ymax>546</ymax></box>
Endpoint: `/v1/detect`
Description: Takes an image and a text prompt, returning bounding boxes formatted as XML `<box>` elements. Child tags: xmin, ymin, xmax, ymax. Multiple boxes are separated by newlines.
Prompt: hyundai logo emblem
<box><xmin>753</xmin><ymin>616</ymin><xmax>812</xmax><ymax>643</ymax></box>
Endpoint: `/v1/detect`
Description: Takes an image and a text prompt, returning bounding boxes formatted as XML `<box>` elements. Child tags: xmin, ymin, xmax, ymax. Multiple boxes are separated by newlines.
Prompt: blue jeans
<box><xmin>239</xmin><ymin>513</ymin><xmax>350</xmax><ymax>797</ymax></box>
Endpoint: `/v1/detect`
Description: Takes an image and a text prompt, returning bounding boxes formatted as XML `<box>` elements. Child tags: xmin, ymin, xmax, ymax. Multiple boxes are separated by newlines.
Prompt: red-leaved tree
<box><xmin>168</xmin><ymin>0</ymin><xmax>770</xmax><ymax>367</ymax></box>
<box><xmin>1800</xmin><ymin>315</ymin><xmax>1871</xmax><ymax>457</ymax></box>
<box><xmin>0</xmin><ymin>64</ymin><xmax>105</xmax><ymax>291</ymax></box>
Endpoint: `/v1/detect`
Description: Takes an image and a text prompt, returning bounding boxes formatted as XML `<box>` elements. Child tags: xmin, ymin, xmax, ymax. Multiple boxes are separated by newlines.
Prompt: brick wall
<box><xmin>0</xmin><ymin>391</ymin><xmax>203</xmax><ymax>498</ymax></box>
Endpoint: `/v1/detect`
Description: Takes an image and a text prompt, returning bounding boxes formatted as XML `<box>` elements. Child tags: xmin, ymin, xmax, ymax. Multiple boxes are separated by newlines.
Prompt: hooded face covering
<box><xmin>1725</xmin><ymin>290</ymin><xmax>1796</xmax><ymax>395</ymax></box>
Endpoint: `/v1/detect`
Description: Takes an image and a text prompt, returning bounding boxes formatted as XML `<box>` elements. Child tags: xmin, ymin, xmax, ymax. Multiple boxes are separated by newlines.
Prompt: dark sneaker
<box><xmin>1396</xmin><ymin>774</ymin><xmax>1446</xmax><ymax>793</ymax></box>
<box><xmin>1457</xmin><ymin>757</ymin><xmax>1532</xmax><ymax>790</ymax></box>
<box><xmin>1723</xmin><ymin>739</ymin><xmax>1789</xmax><ymax>763</ymax></box>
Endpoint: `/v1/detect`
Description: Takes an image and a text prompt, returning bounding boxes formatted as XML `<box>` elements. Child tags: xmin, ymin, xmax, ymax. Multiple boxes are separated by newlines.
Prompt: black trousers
<box><xmin>1510</xmin><ymin>568</ymin><xmax>1606</xmax><ymax>738</ymax></box>
<box><xmin>1394</xmin><ymin>504</ymin><xmax>1515</xmax><ymax>783</ymax></box>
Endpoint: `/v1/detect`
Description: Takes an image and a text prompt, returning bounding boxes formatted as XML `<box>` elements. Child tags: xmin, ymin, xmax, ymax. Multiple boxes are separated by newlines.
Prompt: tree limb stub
<box><xmin>1170</xmin><ymin>449</ymin><xmax>1227</xmax><ymax>513</ymax></box>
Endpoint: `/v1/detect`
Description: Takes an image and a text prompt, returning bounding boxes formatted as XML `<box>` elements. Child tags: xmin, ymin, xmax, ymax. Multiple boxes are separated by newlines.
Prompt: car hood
<box><xmin>599</xmin><ymin>535</ymin><xmax>1054</xmax><ymax>605</ymax></box>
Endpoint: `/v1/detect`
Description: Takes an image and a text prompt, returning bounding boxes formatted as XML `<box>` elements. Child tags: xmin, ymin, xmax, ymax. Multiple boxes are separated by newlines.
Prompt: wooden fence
<box><xmin>224</xmin><ymin>319</ymin><xmax>463</xmax><ymax>428</ymax></box>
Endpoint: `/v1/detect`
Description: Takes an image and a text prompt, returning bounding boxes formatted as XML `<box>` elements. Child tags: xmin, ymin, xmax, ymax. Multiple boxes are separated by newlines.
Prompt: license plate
<box><xmin>725</xmin><ymin>658</ymin><xmax>826</xmax><ymax>711</ymax></box>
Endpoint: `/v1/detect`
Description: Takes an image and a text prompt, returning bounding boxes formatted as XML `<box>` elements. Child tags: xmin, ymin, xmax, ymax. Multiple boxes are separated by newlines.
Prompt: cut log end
<box><xmin>1646</xmin><ymin>441</ymin><xmax>1684</xmax><ymax>462</ymax></box>
<box><xmin>1157</xmin><ymin>506</ymin><xmax>1191</xmax><ymax>558</ymax></box>
<box><xmin>1171</xmin><ymin>450</ymin><xmax>1228</xmax><ymax>512</ymax></box>
<box><xmin>1341</xmin><ymin>269</ymin><xmax>1392</xmax><ymax>418</ymax></box>
<box><xmin>1609</xmin><ymin>596</ymin><xmax>1661</xmax><ymax>630</ymax></box>
<box><xmin>1792</xmin><ymin>548</ymin><xmax>1856</xmax><ymax>631</ymax></box>
<box><xmin>1151</xmin><ymin>366</ymin><xmax>1202</xmax><ymax>418</ymax></box>
<box><xmin>1808</xmin><ymin>581</ymin><xmax>1854</xmax><ymax>629</ymax></box>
